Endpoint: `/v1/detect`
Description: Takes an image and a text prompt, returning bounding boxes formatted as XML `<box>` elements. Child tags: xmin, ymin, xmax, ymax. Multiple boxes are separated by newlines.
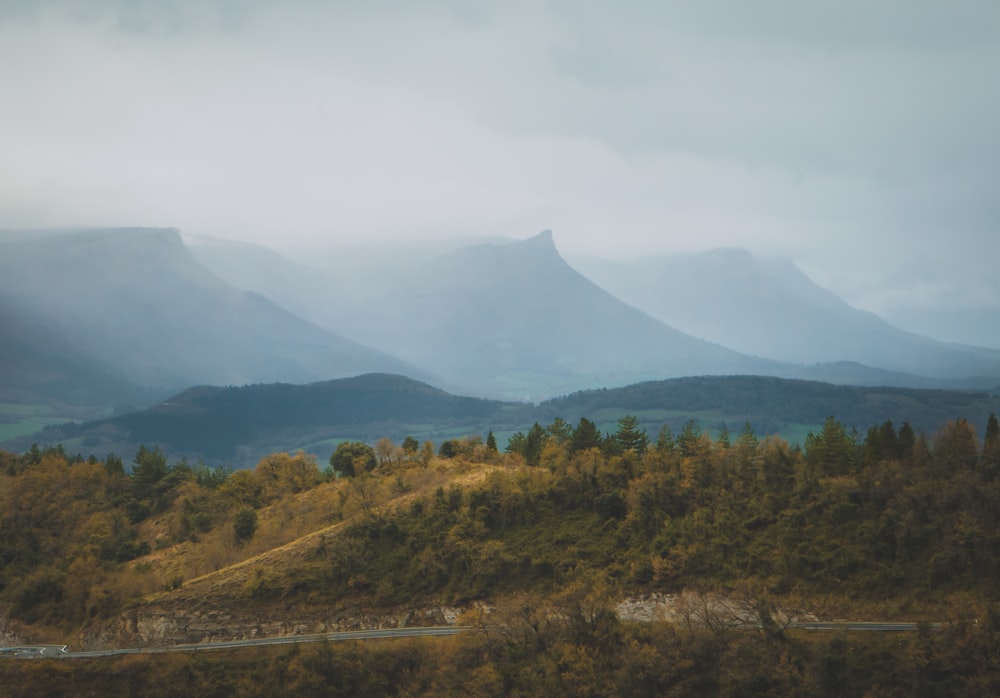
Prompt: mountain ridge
<box><xmin>568</xmin><ymin>247</ymin><xmax>1000</xmax><ymax>382</ymax></box>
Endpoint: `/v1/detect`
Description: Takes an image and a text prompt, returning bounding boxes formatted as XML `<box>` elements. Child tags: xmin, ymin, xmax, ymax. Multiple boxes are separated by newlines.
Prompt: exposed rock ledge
<box><xmin>79</xmin><ymin>605</ymin><xmax>466</xmax><ymax>650</ymax></box>
<box><xmin>77</xmin><ymin>594</ymin><xmax>817</xmax><ymax>650</ymax></box>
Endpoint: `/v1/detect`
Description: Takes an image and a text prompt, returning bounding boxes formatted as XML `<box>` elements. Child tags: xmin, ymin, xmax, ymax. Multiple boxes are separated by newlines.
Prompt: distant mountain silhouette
<box><xmin>0</xmin><ymin>229</ymin><xmax>425</xmax><ymax>402</ymax></box>
<box><xmin>330</xmin><ymin>231</ymin><xmax>779</xmax><ymax>399</ymax></box>
<box><xmin>570</xmin><ymin>248</ymin><xmax>1000</xmax><ymax>385</ymax></box>
<box><xmin>186</xmin><ymin>232</ymin><xmax>988</xmax><ymax>398</ymax></box>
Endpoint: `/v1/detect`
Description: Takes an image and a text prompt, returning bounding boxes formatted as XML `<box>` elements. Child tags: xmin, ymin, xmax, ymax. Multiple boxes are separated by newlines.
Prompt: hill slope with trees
<box><xmin>2</xmin><ymin>410</ymin><xmax>1000</xmax><ymax>694</ymax></box>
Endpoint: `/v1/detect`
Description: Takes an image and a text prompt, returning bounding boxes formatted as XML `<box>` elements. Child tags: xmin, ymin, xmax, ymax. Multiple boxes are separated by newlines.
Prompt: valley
<box><xmin>3</xmin><ymin>228</ymin><xmax>1000</xmax><ymax>695</ymax></box>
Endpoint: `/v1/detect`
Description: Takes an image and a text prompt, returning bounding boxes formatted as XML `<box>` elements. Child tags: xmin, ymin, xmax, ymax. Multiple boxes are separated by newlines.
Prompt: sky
<box><xmin>2</xmin><ymin>0</ymin><xmax>999</xmax><ymax>336</ymax></box>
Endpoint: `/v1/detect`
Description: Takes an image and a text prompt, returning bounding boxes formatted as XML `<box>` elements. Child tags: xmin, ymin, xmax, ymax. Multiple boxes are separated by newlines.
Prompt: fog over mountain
<box><xmin>0</xmin><ymin>228</ymin><xmax>425</xmax><ymax>402</ymax></box>
<box><xmin>186</xmin><ymin>229</ymin><xmax>993</xmax><ymax>399</ymax></box>
<box><xmin>569</xmin><ymin>248</ymin><xmax>1000</xmax><ymax>382</ymax></box>
<box><xmin>192</xmin><ymin>230</ymin><xmax>785</xmax><ymax>399</ymax></box>
<box><xmin>329</xmin><ymin>230</ymin><xmax>777</xmax><ymax>399</ymax></box>
<box><xmin>2</xmin><ymin>2</ymin><xmax>997</xmax><ymax>346</ymax></box>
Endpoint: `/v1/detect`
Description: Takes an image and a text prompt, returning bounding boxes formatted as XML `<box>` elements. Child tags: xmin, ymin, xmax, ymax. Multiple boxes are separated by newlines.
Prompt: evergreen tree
<box><xmin>485</xmin><ymin>431</ymin><xmax>498</xmax><ymax>453</ymax></box>
<box><xmin>676</xmin><ymin>420</ymin><xmax>703</xmax><ymax>458</ymax></box>
<box><xmin>524</xmin><ymin>422</ymin><xmax>547</xmax><ymax>466</ymax></box>
<box><xmin>981</xmin><ymin>413</ymin><xmax>1000</xmax><ymax>481</ymax></box>
<box><xmin>716</xmin><ymin>423</ymin><xmax>731</xmax><ymax>449</ymax></box>
<box><xmin>103</xmin><ymin>453</ymin><xmax>124</xmax><ymax>477</ymax></box>
<box><xmin>546</xmin><ymin>417</ymin><xmax>573</xmax><ymax>444</ymax></box>
<box><xmin>569</xmin><ymin>418</ymin><xmax>602</xmax><ymax>454</ymax></box>
<box><xmin>804</xmin><ymin>416</ymin><xmax>857</xmax><ymax>478</ymax></box>
<box><xmin>131</xmin><ymin>445</ymin><xmax>169</xmax><ymax>500</ymax></box>
<box><xmin>506</xmin><ymin>431</ymin><xmax>527</xmax><ymax>456</ymax></box>
<box><xmin>898</xmin><ymin>421</ymin><xmax>916</xmax><ymax>462</ymax></box>
<box><xmin>614</xmin><ymin>414</ymin><xmax>648</xmax><ymax>455</ymax></box>
<box><xmin>655</xmin><ymin>424</ymin><xmax>676</xmax><ymax>455</ymax></box>
<box><xmin>737</xmin><ymin>422</ymin><xmax>759</xmax><ymax>451</ymax></box>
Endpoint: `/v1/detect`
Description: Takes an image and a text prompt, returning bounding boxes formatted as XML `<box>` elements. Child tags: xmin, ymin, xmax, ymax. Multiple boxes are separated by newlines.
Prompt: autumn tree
<box><xmin>375</xmin><ymin>437</ymin><xmax>395</xmax><ymax>468</ymax></box>
<box><xmin>255</xmin><ymin>452</ymin><xmax>321</xmax><ymax>499</ymax></box>
<box><xmin>932</xmin><ymin>418</ymin><xmax>979</xmax><ymax>477</ymax></box>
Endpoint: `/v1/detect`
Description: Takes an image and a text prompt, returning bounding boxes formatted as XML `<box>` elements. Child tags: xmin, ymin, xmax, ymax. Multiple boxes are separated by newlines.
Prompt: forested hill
<box><xmin>537</xmin><ymin>375</ymin><xmax>1000</xmax><ymax>437</ymax></box>
<box><xmin>12</xmin><ymin>374</ymin><xmax>1000</xmax><ymax>467</ymax></box>
<box><xmin>27</xmin><ymin>374</ymin><xmax>529</xmax><ymax>464</ymax></box>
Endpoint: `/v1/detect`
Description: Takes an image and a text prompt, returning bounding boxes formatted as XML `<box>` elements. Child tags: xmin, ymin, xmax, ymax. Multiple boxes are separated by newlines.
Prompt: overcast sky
<box><xmin>2</xmin><ymin>0</ymin><xmax>998</xmax><ymax>326</ymax></box>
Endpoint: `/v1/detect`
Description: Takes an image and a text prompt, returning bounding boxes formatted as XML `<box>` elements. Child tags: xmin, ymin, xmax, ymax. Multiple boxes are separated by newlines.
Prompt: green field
<box><xmin>0</xmin><ymin>403</ymin><xmax>113</xmax><ymax>444</ymax></box>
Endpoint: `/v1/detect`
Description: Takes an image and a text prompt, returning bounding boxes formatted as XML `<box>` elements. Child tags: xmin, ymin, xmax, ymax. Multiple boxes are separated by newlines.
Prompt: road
<box><xmin>2</xmin><ymin>626</ymin><xmax>468</xmax><ymax>659</ymax></box>
<box><xmin>786</xmin><ymin>621</ymin><xmax>941</xmax><ymax>632</ymax></box>
<box><xmin>1</xmin><ymin>620</ymin><xmax>945</xmax><ymax>659</ymax></box>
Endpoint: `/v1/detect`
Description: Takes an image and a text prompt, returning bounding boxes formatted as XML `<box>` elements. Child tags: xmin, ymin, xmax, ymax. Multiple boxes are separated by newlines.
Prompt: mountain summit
<box><xmin>327</xmin><ymin>233</ymin><xmax>774</xmax><ymax>399</ymax></box>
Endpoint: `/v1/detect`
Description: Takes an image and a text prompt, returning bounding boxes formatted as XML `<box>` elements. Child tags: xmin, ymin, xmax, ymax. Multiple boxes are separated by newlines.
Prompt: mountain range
<box><xmin>569</xmin><ymin>247</ymin><xmax>1000</xmax><ymax>382</ymax></box>
<box><xmin>3</xmin><ymin>226</ymin><xmax>1000</xmax><ymax>435</ymax></box>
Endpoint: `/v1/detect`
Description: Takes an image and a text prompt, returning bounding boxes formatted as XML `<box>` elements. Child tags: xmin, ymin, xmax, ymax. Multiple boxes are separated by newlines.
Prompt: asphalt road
<box><xmin>2</xmin><ymin>621</ymin><xmax>946</xmax><ymax>659</ymax></box>
<box><xmin>3</xmin><ymin>626</ymin><xmax>468</xmax><ymax>659</ymax></box>
<box><xmin>786</xmin><ymin>622</ymin><xmax>941</xmax><ymax>632</ymax></box>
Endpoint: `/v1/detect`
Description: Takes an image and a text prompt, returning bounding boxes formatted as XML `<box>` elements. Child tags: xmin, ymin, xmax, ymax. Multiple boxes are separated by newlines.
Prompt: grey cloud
<box><xmin>0</xmin><ymin>0</ymin><xmax>997</xmax><ymax>339</ymax></box>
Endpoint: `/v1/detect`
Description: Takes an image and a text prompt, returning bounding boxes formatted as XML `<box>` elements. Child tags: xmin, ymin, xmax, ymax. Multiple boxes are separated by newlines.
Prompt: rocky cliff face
<box><xmin>0</xmin><ymin>617</ymin><xmax>28</xmax><ymax>647</ymax></box>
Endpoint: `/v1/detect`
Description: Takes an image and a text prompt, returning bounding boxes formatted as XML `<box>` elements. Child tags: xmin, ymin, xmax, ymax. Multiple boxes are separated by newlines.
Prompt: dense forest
<box><xmin>2</xmin><ymin>411</ymin><xmax>1000</xmax><ymax>694</ymax></box>
<box><xmin>13</xmin><ymin>372</ymin><xmax>1000</xmax><ymax>469</ymax></box>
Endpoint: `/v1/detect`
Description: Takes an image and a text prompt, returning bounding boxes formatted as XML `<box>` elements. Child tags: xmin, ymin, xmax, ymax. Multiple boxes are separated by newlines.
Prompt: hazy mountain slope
<box><xmin>333</xmin><ymin>231</ymin><xmax>777</xmax><ymax>399</ymax></box>
<box><xmin>0</xmin><ymin>229</ymin><xmax>423</xmax><ymax>396</ymax></box>
<box><xmin>0</xmin><ymin>301</ymin><xmax>156</xmax><ymax>407</ymax></box>
<box><xmin>569</xmin><ymin>248</ymin><xmax>1000</xmax><ymax>383</ymax></box>
<box><xmin>884</xmin><ymin>305</ymin><xmax>1000</xmax><ymax>352</ymax></box>
<box><xmin>183</xmin><ymin>234</ymin><xmax>337</xmax><ymax>329</ymax></box>
<box><xmin>184</xmin><ymin>233</ymin><xmax>529</xmax><ymax>340</ymax></box>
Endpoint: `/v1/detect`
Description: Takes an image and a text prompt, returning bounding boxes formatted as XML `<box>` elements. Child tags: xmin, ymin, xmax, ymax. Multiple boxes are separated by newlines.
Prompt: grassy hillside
<box><xmin>4</xmin><ymin>411</ymin><xmax>1000</xmax><ymax>694</ymax></box>
<box><xmin>4</xmin><ymin>410</ymin><xmax>1000</xmax><ymax>635</ymax></box>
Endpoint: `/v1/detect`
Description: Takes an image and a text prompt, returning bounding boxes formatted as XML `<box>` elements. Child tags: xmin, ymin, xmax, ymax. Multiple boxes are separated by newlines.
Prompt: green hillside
<box><xmin>10</xmin><ymin>374</ymin><xmax>1000</xmax><ymax>468</ymax></box>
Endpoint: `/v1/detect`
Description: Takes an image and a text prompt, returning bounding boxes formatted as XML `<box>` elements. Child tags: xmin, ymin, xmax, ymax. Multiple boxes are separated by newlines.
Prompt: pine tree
<box><xmin>614</xmin><ymin>414</ymin><xmax>649</xmax><ymax>455</ymax></box>
<box><xmin>569</xmin><ymin>418</ymin><xmax>602</xmax><ymax>454</ymax></box>
<box><xmin>979</xmin><ymin>413</ymin><xmax>1000</xmax><ymax>481</ymax></box>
